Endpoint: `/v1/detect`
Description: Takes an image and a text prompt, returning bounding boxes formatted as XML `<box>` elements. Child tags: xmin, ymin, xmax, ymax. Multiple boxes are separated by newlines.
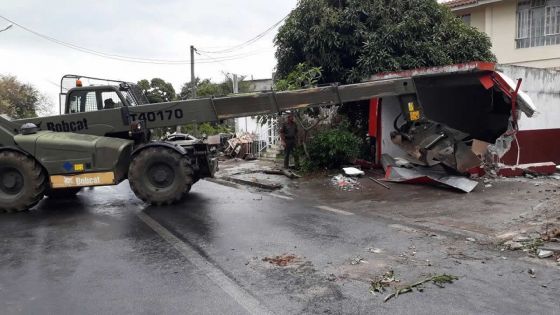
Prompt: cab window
<box><xmin>67</xmin><ymin>91</ymin><xmax>98</xmax><ymax>113</ymax></box>
<box><xmin>100</xmin><ymin>91</ymin><xmax>122</xmax><ymax>110</ymax></box>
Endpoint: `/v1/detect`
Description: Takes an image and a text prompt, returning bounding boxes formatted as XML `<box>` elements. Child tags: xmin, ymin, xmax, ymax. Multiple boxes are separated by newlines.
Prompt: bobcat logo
<box><xmin>63</xmin><ymin>177</ymin><xmax>74</xmax><ymax>185</ymax></box>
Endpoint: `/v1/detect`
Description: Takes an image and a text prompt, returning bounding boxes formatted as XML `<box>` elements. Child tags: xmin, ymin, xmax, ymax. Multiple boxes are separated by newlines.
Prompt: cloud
<box><xmin>0</xmin><ymin>0</ymin><xmax>297</xmax><ymax>108</ymax></box>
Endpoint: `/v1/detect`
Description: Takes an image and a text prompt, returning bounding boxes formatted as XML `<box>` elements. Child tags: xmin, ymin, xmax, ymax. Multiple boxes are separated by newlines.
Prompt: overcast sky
<box><xmin>0</xmin><ymin>0</ymin><xmax>298</xmax><ymax>112</ymax></box>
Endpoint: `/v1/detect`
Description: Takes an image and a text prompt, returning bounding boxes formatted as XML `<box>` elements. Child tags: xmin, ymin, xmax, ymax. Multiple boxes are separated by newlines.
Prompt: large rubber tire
<box><xmin>128</xmin><ymin>147</ymin><xmax>193</xmax><ymax>206</ymax></box>
<box><xmin>44</xmin><ymin>187</ymin><xmax>82</xmax><ymax>198</ymax></box>
<box><xmin>0</xmin><ymin>151</ymin><xmax>46</xmax><ymax>212</ymax></box>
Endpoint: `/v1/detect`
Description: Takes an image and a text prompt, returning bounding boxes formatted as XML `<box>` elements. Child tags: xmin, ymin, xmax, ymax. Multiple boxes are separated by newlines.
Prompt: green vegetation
<box><xmin>0</xmin><ymin>75</ymin><xmax>53</xmax><ymax>118</ymax></box>
<box><xmin>274</xmin><ymin>0</ymin><xmax>496</xmax><ymax>151</ymax></box>
<box><xmin>137</xmin><ymin>78</ymin><xmax>176</xmax><ymax>103</ymax></box>
<box><xmin>275</xmin><ymin>0</ymin><xmax>495</xmax><ymax>84</ymax></box>
<box><xmin>305</xmin><ymin>123</ymin><xmax>362</xmax><ymax>170</ymax></box>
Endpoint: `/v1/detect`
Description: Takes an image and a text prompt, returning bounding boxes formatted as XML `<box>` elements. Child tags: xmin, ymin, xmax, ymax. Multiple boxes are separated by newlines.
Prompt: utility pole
<box><xmin>190</xmin><ymin>45</ymin><xmax>196</xmax><ymax>98</ymax></box>
<box><xmin>233</xmin><ymin>74</ymin><xmax>239</xmax><ymax>94</ymax></box>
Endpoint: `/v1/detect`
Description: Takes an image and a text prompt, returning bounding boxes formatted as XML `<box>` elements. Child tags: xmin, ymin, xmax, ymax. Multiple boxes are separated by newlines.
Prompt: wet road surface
<box><xmin>1</xmin><ymin>180</ymin><xmax>559</xmax><ymax>314</ymax></box>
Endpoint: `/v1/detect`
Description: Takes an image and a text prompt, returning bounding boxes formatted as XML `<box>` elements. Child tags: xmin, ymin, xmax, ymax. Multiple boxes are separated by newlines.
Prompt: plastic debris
<box><xmin>537</xmin><ymin>249</ymin><xmax>553</xmax><ymax>259</ymax></box>
<box><xmin>343</xmin><ymin>167</ymin><xmax>365</xmax><ymax>176</ymax></box>
<box><xmin>331</xmin><ymin>174</ymin><xmax>361</xmax><ymax>191</ymax></box>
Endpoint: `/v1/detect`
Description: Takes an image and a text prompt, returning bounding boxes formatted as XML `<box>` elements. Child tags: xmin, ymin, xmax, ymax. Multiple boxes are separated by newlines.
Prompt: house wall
<box><xmin>453</xmin><ymin>0</ymin><xmax>560</xmax><ymax>69</ymax></box>
<box><xmin>498</xmin><ymin>64</ymin><xmax>560</xmax><ymax>164</ymax></box>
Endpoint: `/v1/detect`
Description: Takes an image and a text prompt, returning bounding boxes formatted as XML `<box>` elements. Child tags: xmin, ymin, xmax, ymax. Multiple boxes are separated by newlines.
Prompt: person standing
<box><xmin>280</xmin><ymin>113</ymin><xmax>299</xmax><ymax>169</ymax></box>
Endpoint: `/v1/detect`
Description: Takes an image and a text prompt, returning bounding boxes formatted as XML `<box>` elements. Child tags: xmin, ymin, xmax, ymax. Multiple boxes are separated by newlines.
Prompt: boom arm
<box><xmin>14</xmin><ymin>78</ymin><xmax>415</xmax><ymax>137</ymax></box>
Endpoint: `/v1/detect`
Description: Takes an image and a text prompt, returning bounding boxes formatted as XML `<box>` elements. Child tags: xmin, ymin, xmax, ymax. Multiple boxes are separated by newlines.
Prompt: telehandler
<box><xmin>0</xmin><ymin>63</ymin><xmax>534</xmax><ymax>212</ymax></box>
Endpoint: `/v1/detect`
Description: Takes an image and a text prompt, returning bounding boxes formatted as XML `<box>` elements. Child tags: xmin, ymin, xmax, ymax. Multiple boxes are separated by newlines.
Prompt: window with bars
<box><xmin>517</xmin><ymin>0</ymin><xmax>560</xmax><ymax>48</ymax></box>
<box><xmin>68</xmin><ymin>91</ymin><xmax>99</xmax><ymax>113</ymax></box>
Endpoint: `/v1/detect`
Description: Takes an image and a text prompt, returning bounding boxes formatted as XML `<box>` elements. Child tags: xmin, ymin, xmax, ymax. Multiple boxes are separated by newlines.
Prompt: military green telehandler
<box><xmin>0</xmin><ymin>63</ymin><xmax>534</xmax><ymax>212</ymax></box>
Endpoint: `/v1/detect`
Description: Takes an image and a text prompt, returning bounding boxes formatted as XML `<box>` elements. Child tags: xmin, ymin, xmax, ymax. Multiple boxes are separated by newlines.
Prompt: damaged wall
<box><xmin>498</xmin><ymin>65</ymin><xmax>560</xmax><ymax>165</ymax></box>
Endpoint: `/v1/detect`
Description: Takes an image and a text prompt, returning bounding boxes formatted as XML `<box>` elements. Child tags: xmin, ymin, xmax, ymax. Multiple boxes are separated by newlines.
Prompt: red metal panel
<box><xmin>478</xmin><ymin>74</ymin><xmax>494</xmax><ymax>90</ymax></box>
<box><xmin>368</xmin><ymin>98</ymin><xmax>379</xmax><ymax>137</ymax></box>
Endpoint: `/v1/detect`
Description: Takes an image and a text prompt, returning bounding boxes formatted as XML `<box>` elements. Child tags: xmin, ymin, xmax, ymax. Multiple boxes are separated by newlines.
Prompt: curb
<box><xmin>221</xmin><ymin>176</ymin><xmax>283</xmax><ymax>190</ymax></box>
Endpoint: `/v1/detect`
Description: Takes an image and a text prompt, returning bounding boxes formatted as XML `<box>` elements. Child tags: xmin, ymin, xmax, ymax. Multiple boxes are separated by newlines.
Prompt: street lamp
<box><xmin>0</xmin><ymin>24</ymin><xmax>13</xmax><ymax>33</ymax></box>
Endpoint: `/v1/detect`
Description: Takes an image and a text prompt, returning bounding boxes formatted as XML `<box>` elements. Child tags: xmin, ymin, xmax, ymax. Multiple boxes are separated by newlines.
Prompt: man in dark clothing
<box><xmin>280</xmin><ymin>113</ymin><xmax>299</xmax><ymax>169</ymax></box>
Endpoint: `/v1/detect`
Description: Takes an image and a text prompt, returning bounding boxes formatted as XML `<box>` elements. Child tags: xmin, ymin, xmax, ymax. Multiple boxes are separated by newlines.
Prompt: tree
<box><xmin>138</xmin><ymin>78</ymin><xmax>176</xmax><ymax>103</ymax></box>
<box><xmin>179</xmin><ymin>74</ymin><xmax>251</xmax><ymax>100</ymax></box>
<box><xmin>273</xmin><ymin>63</ymin><xmax>337</xmax><ymax>159</ymax></box>
<box><xmin>275</xmin><ymin>0</ymin><xmax>496</xmax><ymax>84</ymax></box>
<box><xmin>0</xmin><ymin>75</ymin><xmax>54</xmax><ymax>119</ymax></box>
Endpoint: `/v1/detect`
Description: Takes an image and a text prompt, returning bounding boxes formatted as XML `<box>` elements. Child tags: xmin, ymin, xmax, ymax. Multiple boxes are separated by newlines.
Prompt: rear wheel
<box><xmin>0</xmin><ymin>151</ymin><xmax>46</xmax><ymax>212</ymax></box>
<box><xmin>128</xmin><ymin>147</ymin><xmax>193</xmax><ymax>206</ymax></box>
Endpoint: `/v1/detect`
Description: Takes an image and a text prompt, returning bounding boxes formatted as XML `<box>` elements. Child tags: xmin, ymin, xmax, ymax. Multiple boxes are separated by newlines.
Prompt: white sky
<box><xmin>0</xmin><ymin>0</ymin><xmax>298</xmax><ymax>112</ymax></box>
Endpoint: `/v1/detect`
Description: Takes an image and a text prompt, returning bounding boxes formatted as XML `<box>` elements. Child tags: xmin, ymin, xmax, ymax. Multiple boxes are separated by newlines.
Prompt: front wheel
<box><xmin>0</xmin><ymin>151</ymin><xmax>46</xmax><ymax>212</ymax></box>
<box><xmin>128</xmin><ymin>147</ymin><xmax>193</xmax><ymax>206</ymax></box>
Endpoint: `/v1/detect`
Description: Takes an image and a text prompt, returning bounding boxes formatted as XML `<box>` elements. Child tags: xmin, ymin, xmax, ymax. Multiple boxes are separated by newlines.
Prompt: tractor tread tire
<box><xmin>128</xmin><ymin>147</ymin><xmax>193</xmax><ymax>206</ymax></box>
<box><xmin>0</xmin><ymin>151</ymin><xmax>46</xmax><ymax>213</ymax></box>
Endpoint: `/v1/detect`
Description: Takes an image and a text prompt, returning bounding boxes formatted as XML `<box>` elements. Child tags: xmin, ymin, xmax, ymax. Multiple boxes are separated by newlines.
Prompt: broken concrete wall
<box><xmin>498</xmin><ymin>65</ymin><xmax>560</xmax><ymax>165</ymax></box>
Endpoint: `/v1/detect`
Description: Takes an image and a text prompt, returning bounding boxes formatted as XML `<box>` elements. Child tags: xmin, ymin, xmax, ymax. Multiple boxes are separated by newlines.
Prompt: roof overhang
<box><xmin>443</xmin><ymin>0</ymin><xmax>504</xmax><ymax>11</ymax></box>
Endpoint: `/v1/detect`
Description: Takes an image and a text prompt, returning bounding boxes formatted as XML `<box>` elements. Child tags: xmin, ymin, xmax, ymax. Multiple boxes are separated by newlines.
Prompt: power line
<box><xmin>0</xmin><ymin>14</ymin><xmax>275</xmax><ymax>65</ymax></box>
<box><xmin>196</xmin><ymin>14</ymin><xmax>288</xmax><ymax>54</ymax></box>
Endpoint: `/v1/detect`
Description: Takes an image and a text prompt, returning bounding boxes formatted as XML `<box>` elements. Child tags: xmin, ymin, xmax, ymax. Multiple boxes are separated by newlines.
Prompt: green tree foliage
<box><xmin>138</xmin><ymin>78</ymin><xmax>176</xmax><ymax>103</ymax></box>
<box><xmin>275</xmin><ymin>0</ymin><xmax>496</xmax><ymax>84</ymax></box>
<box><xmin>179</xmin><ymin>75</ymin><xmax>251</xmax><ymax>100</ymax></box>
<box><xmin>305</xmin><ymin>122</ymin><xmax>362</xmax><ymax>170</ymax></box>
<box><xmin>0</xmin><ymin>75</ymin><xmax>53</xmax><ymax>118</ymax></box>
<box><xmin>275</xmin><ymin>63</ymin><xmax>322</xmax><ymax>91</ymax></box>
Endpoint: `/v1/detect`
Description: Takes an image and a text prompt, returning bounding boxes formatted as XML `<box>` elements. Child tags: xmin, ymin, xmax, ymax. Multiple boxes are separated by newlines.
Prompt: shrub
<box><xmin>305</xmin><ymin>127</ymin><xmax>362</xmax><ymax>170</ymax></box>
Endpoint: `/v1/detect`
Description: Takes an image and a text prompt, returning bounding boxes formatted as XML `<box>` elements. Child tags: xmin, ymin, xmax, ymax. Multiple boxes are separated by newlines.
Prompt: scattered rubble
<box><xmin>537</xmin><ymin>249</ymin><xmax>553</xmax><ymax>259</ymax></box>
<box><xmin>331</xmin><ymin>174</ymin><xmax>361</xmax><ymax>191</ymax></box>
<box><xmin>367</xmin><ymin>247</ymin><xmax>383</xmax><ymax>254</ymax></box>
<box><xmin>369</xmin><ymin>270</ymin><xmax>397</xmax><ymax>295</ymax></box>
<box><xmin>350</xmin><ymin>257</ymin><xmax>367</xmax><ymax>265</ymax></box>
<box><xmin>503</xmin><ymin>240</ymin><xmax>524</xmax><ymax>250</ymax></box>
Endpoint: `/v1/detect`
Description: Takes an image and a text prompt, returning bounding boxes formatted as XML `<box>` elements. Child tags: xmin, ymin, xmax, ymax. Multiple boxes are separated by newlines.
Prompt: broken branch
<box><xmin>383</xmin><ymin>274</ymin><xmax>458</xmax><ymax>302</ymax></box>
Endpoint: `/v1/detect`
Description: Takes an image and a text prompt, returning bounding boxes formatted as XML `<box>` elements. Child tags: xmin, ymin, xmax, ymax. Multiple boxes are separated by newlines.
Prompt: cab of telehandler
<box><xmin>60</xmin><ymin>75</ymin><xmax>148</xmax><ymax>115</ymax></box>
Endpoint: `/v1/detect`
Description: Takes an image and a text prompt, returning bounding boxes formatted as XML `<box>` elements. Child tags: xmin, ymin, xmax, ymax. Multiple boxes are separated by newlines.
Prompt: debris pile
<box><xmin>223</xmin><ymin>133</ymin><xmax>261</xmax><ymax>160</ymax></box>
<box><xmin>331</xmin><ymin>174</ymin><xmax>361</xmax><ymax>191</ymax></box>
<box><xmin>381</xmin><ymin>154</ymin><xmax>478</xmax><ymax>193</ymax></box>
<box><xmin>502</xmin><ymin>225</ymin><xmax>560</xmax><ymax>263</ymax></box>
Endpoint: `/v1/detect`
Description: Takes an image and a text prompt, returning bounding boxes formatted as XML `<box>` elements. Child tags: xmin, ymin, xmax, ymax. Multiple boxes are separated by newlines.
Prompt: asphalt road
<box><xmin>1</xmin><ymin>180</ymin><xmax>559</xmax><ymax>314</ymax></box>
